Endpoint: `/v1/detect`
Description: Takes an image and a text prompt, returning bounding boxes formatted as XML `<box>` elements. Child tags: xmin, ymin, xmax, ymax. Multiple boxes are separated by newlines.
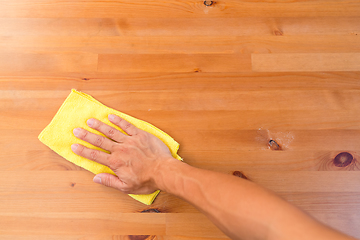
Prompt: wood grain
<box><xmin>0</xmin><ymin>51</ymin><xmax>98</xmax><ymax>73</ymax></box>
<box><xmin>1</xmin><ymin>17</ymin><xmax>359</xmax><ymax>37</ymax></box>
<box><xmin>252</xmin><ymin>53</ymin><xmax>360</xmax><ymax>72</ymax></box>
<box><xmin>1</xmin><ymin>0</ymin><xmax>360</xmax><ymax>239</ymax></box>
<box><xmin>1</xmin><ymin>0</ymin><xmax>360</xmax><ymax>18</ymax></box>
<box><xmin>98</xmin><ymin>54</ymin><xmax>251</xmax><ymax>73</ymax></box>
<box><xmin>2</xmin><ymin>36</ymin><xmax>360</xmax><ymax>55</ymax></box>
<box><xmin>2</xmin><ymin>89</ymin><xmax>360</xmax><ymax>112</ymax></box>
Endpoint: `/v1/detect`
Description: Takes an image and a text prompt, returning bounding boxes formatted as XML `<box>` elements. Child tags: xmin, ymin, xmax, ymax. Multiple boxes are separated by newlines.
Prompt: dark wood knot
<box><xmin>70</xmin><ymin>182</ymin><xmax>76</xmax><ymax>187</ymax></box>
<box><xmin>333</xmin><ymin>152</ymin><xmax>353</xmax><ymax>167</ymax></box>
<box><xmin>204</xmin><ymin>1</ymin><xmax>214</xmax><ymax>6</ymax></box>
<box><xmin>82</xmin><ymin>78</ymin><xmax>90</xmax><ymax>81</ymax></box>
<box><xmin>141</xmin><ymin>208</ymin><xmax>161</xmax><ymax>213</ymax></box>
<box><xmin>128</xmin><ymin>235</ymin><xmax>155</xmax><ymax>240</ymax></box>
<box><xmin>233</xmin><ymin>171</ymin><xmax>248</xmax><ymax>180</ymax></box>
<box><xmin>269</xmin><ymin>140</ymin><xmax>281</xmax><ymax>150</ymax></box>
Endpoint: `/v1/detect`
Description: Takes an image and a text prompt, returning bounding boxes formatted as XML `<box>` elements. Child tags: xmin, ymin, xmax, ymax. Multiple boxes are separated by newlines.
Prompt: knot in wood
<box><xmin>274</xmin><ymin>29</ymin><xmax>283</xmax><ymax>36</ymax></box>
<box><xmin>128</xmin><ymin>235</ymin><xmax>155</xmax><ymax>240</ymax></box>
<box><xmin>269</xmin><ymin>140</ymin><xmax>281</xmax><ymax>150</ymax></box>
<box><xmin>333</xmin><ymin>152</ymin><xmax>353</xmax><ymax>167</ymax></box>
<box><xmin>204</xmin><ymin>0</ymin><xmax>214</xmax><ymax>6</ymax></box>
<box><xmin>141</xmin><ymin>208</ymin><xmax>161</xmax><ymax>213</ymax></box>
<box><xmin>233</xmin><ymin>171</ymin><xmax>248</xmax><ymax>179</ymax></box>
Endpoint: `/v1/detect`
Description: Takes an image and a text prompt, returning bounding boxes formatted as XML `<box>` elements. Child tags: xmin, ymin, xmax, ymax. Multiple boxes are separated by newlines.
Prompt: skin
<box><xmin>71</xmin><ymin>114</ymin><xmax>355</xmax><ymax>240</ymax></box>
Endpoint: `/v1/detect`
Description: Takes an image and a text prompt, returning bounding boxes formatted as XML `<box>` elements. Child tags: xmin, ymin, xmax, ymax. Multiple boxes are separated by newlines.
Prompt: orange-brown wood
<box><xmin>252</xmin><ymin>53</ymin><xmax>360</xmax><ymax>72</ymax></box>
<box><xmin>1</xmin><ymin>0</ymin><xmax>360</xmax><ymax>239</ymax></box>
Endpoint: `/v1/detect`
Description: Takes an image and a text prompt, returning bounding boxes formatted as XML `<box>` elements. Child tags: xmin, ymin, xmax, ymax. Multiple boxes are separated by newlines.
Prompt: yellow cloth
<box><xmin>38</xmin><ymin>89</ymin><xmax>182</xmax><ymax>205</ymax></box>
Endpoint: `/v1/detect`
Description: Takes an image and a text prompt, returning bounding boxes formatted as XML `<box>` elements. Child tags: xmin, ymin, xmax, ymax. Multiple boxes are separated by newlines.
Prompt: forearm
<box><xmin>154</xmin><ymin>159</ymin><xmax>353</xmax><ymax>240</ymax></box>
<box><xmin>71</xmin><ymin>115</ymin><xmax>353</xmax><ymax>240</ymax></box>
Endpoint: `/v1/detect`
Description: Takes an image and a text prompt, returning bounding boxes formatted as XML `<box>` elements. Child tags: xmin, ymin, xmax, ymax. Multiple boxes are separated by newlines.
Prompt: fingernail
<box><xmin>109</xmin><ymin>114</ymin><xmax>115</xmax><ymax>121</ymax></box>
<box><xmin>73</xmin><ymin>128</ymin><xmax>81</xmax><ymax>137</ymax></box>
<box><xmin>93</xmin><ymin>176</ymin><xmax>101</xmax><ymax>184</ymax></box>
<box><xmin>71</xmin><ymin>144</ymin><xmax>79</xmax><ymax>151</ymax></box>
<box><xmin>87</xmin><ymin>118</ymin><xmax>95</xmax><ymax>127</ymax></box>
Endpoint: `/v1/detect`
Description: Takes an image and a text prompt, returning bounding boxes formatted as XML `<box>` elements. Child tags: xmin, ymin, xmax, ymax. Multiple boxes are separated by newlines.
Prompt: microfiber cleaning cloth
<box><xmin>38</xmin><ymin>89</ymin><xmax>182</xmax><ymax>205</ymax></box>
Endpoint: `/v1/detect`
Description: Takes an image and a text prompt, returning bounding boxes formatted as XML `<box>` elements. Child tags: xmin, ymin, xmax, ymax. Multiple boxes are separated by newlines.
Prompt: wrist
<box><xmin>152</xmin><ymin>156</ymin><xmax>185</xmax><ymax>193</ymax></box>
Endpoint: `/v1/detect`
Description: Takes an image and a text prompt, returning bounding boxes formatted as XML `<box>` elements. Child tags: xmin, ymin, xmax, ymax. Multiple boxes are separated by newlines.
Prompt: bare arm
<box><xmin>71</xmin><ymin>115</ymin><xmax>354</xmax><ymax>240</ymax></box>
<box><xmin>155</xmin><ymin>159</ymin><xmax>352</xmax><ymax>240</ymax></box>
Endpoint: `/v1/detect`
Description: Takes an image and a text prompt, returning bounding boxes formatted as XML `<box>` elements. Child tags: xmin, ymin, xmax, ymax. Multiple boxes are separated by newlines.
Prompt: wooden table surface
<box><xmin>1</xmin><ymin>0</ymin><xmax>360</xmax><ymax>239</ymax></box>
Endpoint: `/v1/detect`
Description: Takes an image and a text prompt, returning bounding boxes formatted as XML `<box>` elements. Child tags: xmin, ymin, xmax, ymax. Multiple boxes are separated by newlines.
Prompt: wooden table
<box><xmin>1</xmin><ymin>0</ymin><xmax>360</xmax><ymax>239</ymax></box>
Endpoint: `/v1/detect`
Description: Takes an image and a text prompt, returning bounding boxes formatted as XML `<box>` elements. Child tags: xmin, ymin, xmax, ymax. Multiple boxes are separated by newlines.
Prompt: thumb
<box><xmin>93</xmin><ymin>173</ymin><xmax>125</xmax><ymax>191</ymax></box>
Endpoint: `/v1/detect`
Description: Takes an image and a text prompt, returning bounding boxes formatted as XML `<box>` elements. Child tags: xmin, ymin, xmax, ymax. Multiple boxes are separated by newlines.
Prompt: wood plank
<box><xmin>2</xmin><ymin>36</ymin><xmax>359</xmax><ymax>54</ymax></box>
<box><xmin>2</xmin><ymin>89</ymin><xmax>360</xmax><ymax>112</ymax></box>
<box><xmin>0</xmin><ymin>18</ymin><xmax>120</xmax><ymax>37</ymax></box>
<box><xmin>2</xmin><ymin>184</ymin><xmax>360</xmax><ymax>216</ymax></box>
<box><xmin>0</xmin><ymin>36</ymin><xmax>236</xmax><ymax>54</ymax></box>
<box><xmin>0</xmin><ymin>212</ymin><xmax>166</xmax><ymax>235</ymax></box>
<box><xmin>0</xmin><ymin>236</ymin><xmax>229</xmax><ymax>240</ymax></box>
<box><xmin>252</xmin><ymin>53</ymin><xmax>360</xmax><ymax>72</ymax></box>
<box><xmin>166</xmin><ymin>213</ymin><xmax>226</xmax><ymax>238</ymax></box>
<box><xmin>164</xmin><ymin>237</ymin><xmax>228</xmax><ymax>240</ymax></box>
<box><xmin>179</xmin><ymin>150</ymin><xmax>360</xmax><ymax>172</ymax></box>
<box><xmin>1</xmin><ymin>72</ymin><xmax>360</xmax><ymax>91</ymax></box>
<box><xmin>98</xmin><ymin>53</ymin><xmax>251</xmax><ymax>73</ymax></box>
<box><xmin>249</xmin><ymin>171</ymin><xmax>360</xmax><ymax>193</ymax></box>
<box><xmin>0</xmin><ymin>51</ymin><xmax>98</xmax><ymax>73</ymax></box>
<box><xmin>1</xmin><ymin>17</ymin><xmax>360</xmax><ymax>37</ymax></box>
<box><xmin>1</xmin><ymin>0</ymin><xmax>360</xmax><ymax>18</ymax></box>
<box><xmin>0</xmin><ymin>191</ymin><xmax>184</xmax><ymax>214</ymax></box>
<box><xmin>177</xmin><ymin>129</ymin><xmax>360</xmax><ymax>151</ymax></box>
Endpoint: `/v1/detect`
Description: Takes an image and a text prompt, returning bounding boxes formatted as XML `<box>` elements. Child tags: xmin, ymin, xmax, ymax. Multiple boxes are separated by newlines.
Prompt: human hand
<box><xmin>71</xmin><ymin>114</ymin><xmax>175</xmax><ymax>195</ymax></box>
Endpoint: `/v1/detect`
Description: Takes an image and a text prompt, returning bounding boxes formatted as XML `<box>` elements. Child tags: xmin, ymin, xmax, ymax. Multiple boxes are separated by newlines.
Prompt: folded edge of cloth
<box><xmin>38</xmin><ymin>89</ymin><xmax>182</xmax><ymax>205</ymax></box>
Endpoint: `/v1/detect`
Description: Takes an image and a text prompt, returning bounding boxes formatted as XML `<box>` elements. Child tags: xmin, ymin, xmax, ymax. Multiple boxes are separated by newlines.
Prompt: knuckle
<box><xmin>95</xmin><ymin>136</ymin><xmax>105</xmax><ymax>147</ymax></box>
<box><xmin>102</xmin><ymin>177</ymin><xmax>112</xmax><ymax>187</ymax></box>
<box><xmin>121</xmin><ymin>189</ymin><xmax>130</xmax><ymax>194</ymax></box>
<box><xmin>124</xmin><ymin>123</ymin><xmax>131</xmax><ymax>129</ymax></box>
<box><xmin>107</xmin><ymin>128</ymin><xmax>116</xmax><ymax>138</ymax></box>
<box><xmin>125</xmin><ymin>138</ymin><xmax>134</xmax><ymax>145</ymax></box>
<box><xmin>115</xmin><ymin>117</ymin><xmax>123</xmax><ymax>125</ymax></box>
<box><xmin>90</xmin><ymin>150</ymin><xmax>98</xmax><ymax>160</ymax></box>
<box><xmin>108</xmin><ymin>157</ymin><xmax>116</xmax><ymax>168</ymax></box>
<box><xmin>108</xmin><ymin>155</ymin><xmax>122</xmax><ymax>169</ymax></box>
<box><xmin>81</xmin><ymin>130</ymin><xmax>88</xmax><ymax>139</ymax></box>
<box><xmin>119</xmin><ymin>185</ymin><xmax>131</xmax><ymax>194</ymax></box>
